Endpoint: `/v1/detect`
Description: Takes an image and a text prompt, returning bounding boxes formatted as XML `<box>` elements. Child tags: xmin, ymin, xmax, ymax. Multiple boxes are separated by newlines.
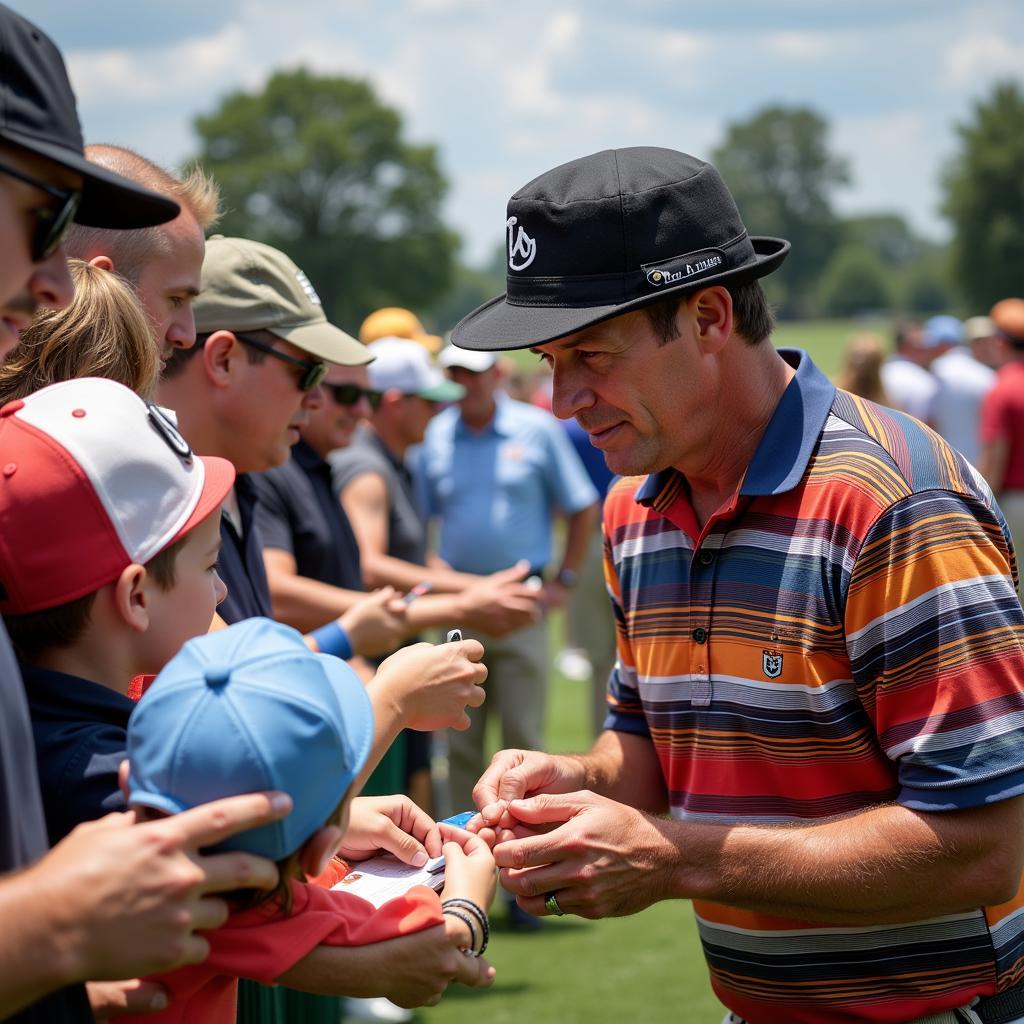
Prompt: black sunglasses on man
<box><xmin>0</xmin><ymin>158</ymin><xmax>81</xmax><ymax>262</ymax></box>
<box><xmin>235</xmin><ymin>333</ymin><xmax>328</xmax><ymax>392</ymax></box>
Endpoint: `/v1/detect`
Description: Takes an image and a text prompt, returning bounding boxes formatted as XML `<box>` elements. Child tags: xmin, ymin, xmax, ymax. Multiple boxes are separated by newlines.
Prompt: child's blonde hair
<box><xmin>0</xmin><ymin>259</ymin><xmax>159</xmax><ymax>404</ymax></box>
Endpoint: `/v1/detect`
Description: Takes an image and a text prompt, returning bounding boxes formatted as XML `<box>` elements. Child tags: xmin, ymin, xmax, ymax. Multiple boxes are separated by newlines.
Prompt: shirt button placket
<box><xmin>690</xmin><ymin>544</ymin><xmax>716</xmax><ymax>708</ymax></box>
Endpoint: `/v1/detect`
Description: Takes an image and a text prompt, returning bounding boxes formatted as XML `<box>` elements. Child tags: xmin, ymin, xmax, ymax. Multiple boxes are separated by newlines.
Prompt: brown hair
<box><xmin>65</xmin><ymin>147</ymin><xmax>220</xmax><ymax>285</ymax></box>
<box><xmin>5</xmin><ymin>537</ymin><xmax>186</xmax><ymax>664</ymax></box>
<box><xmin>836</xmin><ymin>333</ymin><xmax>890</xmax><ymax>405</ymax></box>
<box><xmin>643</xmin><ymin>279</ymin><xmax>776</xmax><ymax>346</ymax></box>
<box><xmin>0</xmin><ymin>260</ymin><xmax>159</xmax><ymax>404</ymax></box>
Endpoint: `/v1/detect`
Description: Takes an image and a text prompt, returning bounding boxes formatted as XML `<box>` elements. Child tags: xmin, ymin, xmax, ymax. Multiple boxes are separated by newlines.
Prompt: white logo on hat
<box><xmin>506</xmin><ymin>216</ymin><xmax>537</xmax><ymax>272</ymax></box>
<box><xmin>295</xmin><ymin>269</ymin><xmax>322</xmax><ymax>306</ymax></box>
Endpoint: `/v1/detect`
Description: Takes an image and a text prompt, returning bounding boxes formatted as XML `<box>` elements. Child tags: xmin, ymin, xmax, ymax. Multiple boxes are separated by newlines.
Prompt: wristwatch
<box><xmin>555</xmin><ymin>568</ymin><xmax>579</xmax><ymax>589</ymax></box>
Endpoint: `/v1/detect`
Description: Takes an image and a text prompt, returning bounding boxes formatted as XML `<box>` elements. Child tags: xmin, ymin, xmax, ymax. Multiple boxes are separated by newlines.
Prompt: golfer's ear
<box><xmin>689</xmin><ymin>286</ymin><xmax>732</xmax><ymax>352</ymax></box>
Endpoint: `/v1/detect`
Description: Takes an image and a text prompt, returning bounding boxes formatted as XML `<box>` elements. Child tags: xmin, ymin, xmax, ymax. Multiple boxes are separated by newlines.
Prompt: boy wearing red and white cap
<box><xmin>0</xmin><ymin>377</ymin><xmax>236</xmax><ymax>842</ymax></box>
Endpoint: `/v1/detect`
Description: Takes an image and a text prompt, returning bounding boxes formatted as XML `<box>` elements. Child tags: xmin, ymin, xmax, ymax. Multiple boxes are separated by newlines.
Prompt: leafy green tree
<box><xmin>712</xmin><ymin>105</ymin><xmax>850</xmax><ymax>318</ymax></box>
<box><xmin>943</xmin><ymin>80</ymin><xmax>1024</xmax><ymax>311</ymax></box>
<box><xmin>192</xmin><ymin>68</ymin><xmax>458</xmax><ymax>331</ymax></box>
<box><xmin>816</xmin><ymin>245</ymin><xmax>892</xmax><ymax>317</ymax></box>
<box><xmin>426</xmin><ymin>244</ymin><xmax>505</xmax><ymax>334</ymax></box>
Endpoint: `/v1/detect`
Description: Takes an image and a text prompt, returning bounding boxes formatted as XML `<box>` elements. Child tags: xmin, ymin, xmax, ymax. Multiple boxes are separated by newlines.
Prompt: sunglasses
<box><xmin>235</xmin><ymin>334</ymin><xmax>328</xmax><ymax>392</ymax></box>
<box><xmin>0</xmin><ymin>159</ymin><xmax>82</xmax><ymax>263</ymax></box>
<box><xmin>326</xmin><ymin>383</ymin><xmax>382</xmax><ymax>410</ymax></box>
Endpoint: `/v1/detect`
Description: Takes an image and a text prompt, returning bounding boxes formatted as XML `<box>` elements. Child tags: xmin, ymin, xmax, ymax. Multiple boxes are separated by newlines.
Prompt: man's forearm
<box><xmin>266</xmin><ymin>570</ymin><xmax>364</xmax><ymax>634</ymax></box>
<box><xmin>658</xmin><ymin>795</ymin><xmax>1024</xmax><ymax>925</ymax></box>
<box><xmin>0</xmin><ymin>865</ymin><xmax>76</xmax><ymax>1016</ymax></box>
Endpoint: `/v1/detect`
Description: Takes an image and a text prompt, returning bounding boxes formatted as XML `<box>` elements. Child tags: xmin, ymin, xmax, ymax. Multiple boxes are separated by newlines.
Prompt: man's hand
<box><xmin>36</xmin><ymin>791</ymin><xmax>290</xmax><ymax>983</ymax></box>
<box><xmin>339</xmin><ymin>587</ymin><xmax>406</xmax><ymax>657</ymax></box>
<box><xmin>338</xmin><ymin>795</ymin><xmax>442</xmax><ymax>865</ymax></box>
<box><xmin>468</xmin><ymin>747</ymin><xmax>586</xmax><ymax>841</ymax></box>
<box><xmin>491</xmin><ymin>791</ymin><xmax>680</xmax><ymax>920</ymax></box>
<box><xmin>457</xmin><ymin>564</ymin><xmax>542</xmax><ymax>637</ymax></box>
<box><xmin>278</xmin><ymin>920</ymin><xmax>495</xmax><ymax>1006</ymax></box>
<box><xmin>371</xmin><ymin>639</ymin><xmax>487</xmax><ymax>732</ymax></box>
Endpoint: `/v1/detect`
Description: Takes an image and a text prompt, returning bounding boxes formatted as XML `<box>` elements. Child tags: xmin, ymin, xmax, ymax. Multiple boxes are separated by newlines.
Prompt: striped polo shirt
<box><xmin>603</xmin><ymin>349</ymin><xmax>1024</xmax><ymax>1024</ymax></box>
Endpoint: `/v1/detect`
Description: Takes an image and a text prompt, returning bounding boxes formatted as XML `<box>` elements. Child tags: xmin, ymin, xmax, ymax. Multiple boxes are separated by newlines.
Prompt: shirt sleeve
<box><xmin>249</xmin><ymin>471</ymin><xmax>296</xmax><ymax>555</ymax></box>
<box><xmin>199</xmin><ymin>881</ymin><xmax>445</xmax><ymax>986</ymax></box>
<box><xmin>844</xmin><ymin>488</ymin><xmax>1024</xmax><ymax>811</ymax></box>
<box><xmin>980</xmin><ymin>384</ymin><xmax>1010</xmax><ymax>445</ymax></box>
<box><xmin>600</xmin><ymin>483</ymin><xmax>650</xmax><ymax>738</ymax></box>
<box><xmin>540</xmin><ymin>415</ymin><xmax>599</xmax><ymax>516</ymax></box>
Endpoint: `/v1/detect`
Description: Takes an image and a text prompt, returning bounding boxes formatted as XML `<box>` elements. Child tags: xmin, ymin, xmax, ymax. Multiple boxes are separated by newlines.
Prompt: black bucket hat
<box><xmin>452</xmin><ymin>146</ymin><xmax>789</xmax><ymax>352</ymax></box>
<box><xmin>0</xmin><ymin>5</ymin><xmax>179</xmax><ymax>229</ymax></box>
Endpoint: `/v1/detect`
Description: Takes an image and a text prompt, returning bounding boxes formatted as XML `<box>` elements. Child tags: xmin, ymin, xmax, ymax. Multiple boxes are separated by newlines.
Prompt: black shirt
<box><xmin>251</xmin><ymin>441</ymin><xmax>363</xmax><ymax>592</ymax></box>
<box><xmin>217</xmin><ymin>474</ymin><xmax>274</xmax><ymax>623</ymax></box>
<box><xmin>22</xmin><ymin>662</ymin><xmax>130</xmax><ymax>845</ymax></box>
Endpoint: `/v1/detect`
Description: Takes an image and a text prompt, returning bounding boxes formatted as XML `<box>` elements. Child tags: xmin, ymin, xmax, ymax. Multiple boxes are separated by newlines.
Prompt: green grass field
<box><xmin>414</xmin><ymin>320</ymin><xmax>883</xmax><ymax>1024</ymax></box>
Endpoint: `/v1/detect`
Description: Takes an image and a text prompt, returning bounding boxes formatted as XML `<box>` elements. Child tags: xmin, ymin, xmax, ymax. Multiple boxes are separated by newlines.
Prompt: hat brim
<box><xmin>276</xmin><ymin>320</ymin><xmax>373</xmax><ymax>367</ymax></box>
<box><xmin>417</xmin><ymin>379</ymin><xmax>465</xmax><ymax>402</ymax></box>
<box><xmin>167</xmin><ymin>455</ymin><xmax>236</xmax><ymax>546</ymax></box>
<box><xmin>2</xmin><ymin>130</ymin><xmax>181</xmax><ymax>230</ymax></box>
<box><xmin>452</xmin><ymin>236</ymin><xmax>790</xmax><ymax>352</ymax></box>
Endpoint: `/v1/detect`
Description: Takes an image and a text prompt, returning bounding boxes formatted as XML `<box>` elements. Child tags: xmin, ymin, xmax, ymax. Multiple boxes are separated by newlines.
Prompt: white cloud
<box><xmin>946</xmin><ymin>32</ymin><xmax>1024</xmax><ymax>88</ymax></box>
<box><xmin>762</xmin><ymin>30</ymin><xmax>838</xmax><ymax>60</ymax></box>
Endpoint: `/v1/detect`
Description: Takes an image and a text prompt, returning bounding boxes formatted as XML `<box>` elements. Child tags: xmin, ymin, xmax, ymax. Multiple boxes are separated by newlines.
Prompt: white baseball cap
<box><xmin>438</xmin><ymin>345</ymin><xmax>498</xmax><ymax>373</ymax></box>
<box><xmin>367</xmin><ymin>338</ymin><xmax>465</xmax><ymax>401</ymax></box>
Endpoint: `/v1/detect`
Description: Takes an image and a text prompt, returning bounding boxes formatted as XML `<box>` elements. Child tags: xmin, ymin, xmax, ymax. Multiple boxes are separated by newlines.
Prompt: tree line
<box><xmin>192</xmin><ymin>70</ymin><xmax>1024</xmax><ymax>331</ymax></box>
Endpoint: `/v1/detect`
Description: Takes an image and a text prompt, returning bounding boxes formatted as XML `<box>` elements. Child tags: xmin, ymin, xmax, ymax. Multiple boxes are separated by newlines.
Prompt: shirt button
<box><xmin>699</xmin><ymin>551</ymin><xmax>714</xmax><ymax>566</ymax></box>
<box><xmin>692</xmin><ymin>627</ymin><xmax>708</xmax><ymax>644</ymax></box>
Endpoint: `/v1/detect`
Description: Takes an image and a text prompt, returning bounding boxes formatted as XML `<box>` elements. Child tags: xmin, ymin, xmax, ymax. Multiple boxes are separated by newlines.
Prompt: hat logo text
<box><xmin>762</xmin><ymin>650</ymin><xmax>783</xmax><ymax>679</ymax></box>
<box><xmin>647</xmin><ymin>254</ymin><xmax>723</xmax><ymax>288</ymax></box>
<box><xmin>295</xmin><ymin>269</ymin><xmax>322</xmax><ymax>306</ymax></box>
<box><xmin>506</xmin><ymin>217</ymin><xmax>537</xmax><ymax>272</ymax></box>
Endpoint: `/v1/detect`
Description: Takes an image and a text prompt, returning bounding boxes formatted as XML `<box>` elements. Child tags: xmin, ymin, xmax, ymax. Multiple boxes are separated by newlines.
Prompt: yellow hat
<box><xmin>359</xmin><ymin>307</ymin><xmax>442</xmax><ymax>354</ymax></box>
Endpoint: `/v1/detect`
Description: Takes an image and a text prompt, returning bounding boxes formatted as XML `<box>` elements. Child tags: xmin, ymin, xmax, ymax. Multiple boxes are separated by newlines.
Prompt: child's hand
<box><xmin>438</xmin><ymin>824</ymin><xmax>497</xmax><ymax>911</ymax></box>
<box><xmin>338</xmin><ymin>795</ymin><xmax>443</xmax><ymax>865</ymax></box>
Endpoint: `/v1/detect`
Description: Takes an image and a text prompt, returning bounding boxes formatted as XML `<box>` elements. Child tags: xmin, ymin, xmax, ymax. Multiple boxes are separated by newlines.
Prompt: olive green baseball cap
<box><xmin>194</xmin><ymin>236</ymin><xmax>372</xmax><ymax>366</ymax></box>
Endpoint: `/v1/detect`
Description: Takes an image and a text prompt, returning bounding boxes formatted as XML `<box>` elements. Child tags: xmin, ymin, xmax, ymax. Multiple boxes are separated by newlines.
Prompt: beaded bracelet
<box><xmin>442</xmin><ymin>907</ymin><xmax>480</xmax><ymax>957</ymax></box>
<box><xmin>441</xmin><ymin>898</ymin><xmax>489</xmax><ymax>956</ymax></box>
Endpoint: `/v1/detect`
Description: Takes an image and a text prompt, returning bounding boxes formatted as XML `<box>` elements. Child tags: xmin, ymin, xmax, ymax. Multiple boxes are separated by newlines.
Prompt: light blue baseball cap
<box><xmin>923</xmin><ymin>315</ymin><xmax>965</xmax><ymax>347</ymax></box>
<box><xmin>127</xmin><ymin>618</ymin><xmax>373</xmax><ymax>860</ymax></box>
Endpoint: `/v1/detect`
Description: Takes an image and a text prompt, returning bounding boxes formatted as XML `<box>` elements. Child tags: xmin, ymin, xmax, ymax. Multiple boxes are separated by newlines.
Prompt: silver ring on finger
<box><xmin>544</xmin><ymin>891</ymin><xmax>566</xmax><ymax>916</ymax></box>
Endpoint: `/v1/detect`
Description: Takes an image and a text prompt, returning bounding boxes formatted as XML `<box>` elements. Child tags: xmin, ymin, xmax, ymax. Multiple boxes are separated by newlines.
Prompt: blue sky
<box><xmin>26</xmin><ymin>0</ymin><xmax>1024</xmax><ymax>265</ymax></box>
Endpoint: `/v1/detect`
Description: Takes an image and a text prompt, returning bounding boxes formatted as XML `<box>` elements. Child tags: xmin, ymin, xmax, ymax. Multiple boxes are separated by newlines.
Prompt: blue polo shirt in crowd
<box><xmin>22</xmin><ymin>662</ymin><xmax>130</xmax><ymax>844</ymax></box>
<box><xmin>414</xmin><ymin>395</ymin><xmax>598</xmax><ymax>574</ymax></box>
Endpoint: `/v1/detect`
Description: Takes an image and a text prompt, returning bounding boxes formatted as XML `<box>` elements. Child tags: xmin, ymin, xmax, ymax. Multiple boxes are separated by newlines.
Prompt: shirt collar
<box><xmin>455</xmin><ymin>393</ymin><xmax>514</xmax><ymax>438</ymax></box>
<box><xmin>20</xmin><ymin>662</ymin><xmax>135</xmax><ymax>723</ymax></box>
<box><xmin>292</xmin><ymin>438</ymin><xmax>327</xmax><ymax>472</ymax></box>
<box><xmin>636</xmin><ymin>349</ymin><xmax>835</xmax><ymax>507</ymax></box>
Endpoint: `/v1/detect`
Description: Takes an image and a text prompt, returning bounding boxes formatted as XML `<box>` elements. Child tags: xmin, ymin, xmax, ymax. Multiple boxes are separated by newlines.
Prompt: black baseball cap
<box><xmin>452</xmin><ymin>147</ymin><xmax>789</xmax><ymax>352</ymax></box>
<box><xmin>0</xmin><ymin>4</ymin><xmax>179</xmax><ymax>229</ymax></box>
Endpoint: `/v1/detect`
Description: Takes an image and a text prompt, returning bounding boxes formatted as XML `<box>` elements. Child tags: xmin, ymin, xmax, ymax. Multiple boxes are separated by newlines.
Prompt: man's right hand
<box><xmin>36</xmin><ymin>791</ymin><xmax>290</xmax><ymax>983</ymax></box>
<box><xmin>339</xmin><ymin>586</ymin><xmax>406</xmax><ymax>657</ymax></box>
<box><xmin>468</xmin><ymin>748</ymin><xmax>586</xmax><ymax>840</ymax></box>
<box><xmin>370</xmin><ymin>638</ymin><xmax>487</xmax><ymax>732</ymax></box>
<box><xmin>458</xmin><ymin>564</ymin><xmax>543</xmax><ymax>637</ymax></box>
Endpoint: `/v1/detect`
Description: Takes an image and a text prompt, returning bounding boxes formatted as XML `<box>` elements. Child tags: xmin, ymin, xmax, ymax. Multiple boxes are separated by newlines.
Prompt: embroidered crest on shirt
<box><xmin>762</xmin><ymin>649</ymin><xmax>783</xmax><ymax>679</ymax></box>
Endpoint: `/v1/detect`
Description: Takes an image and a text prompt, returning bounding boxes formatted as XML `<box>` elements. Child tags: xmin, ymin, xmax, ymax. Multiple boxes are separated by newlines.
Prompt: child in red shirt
<box><xmin>123</xmin><ymin>616</ymin><xmax>496</xmax><ymax>1023</ymax></box>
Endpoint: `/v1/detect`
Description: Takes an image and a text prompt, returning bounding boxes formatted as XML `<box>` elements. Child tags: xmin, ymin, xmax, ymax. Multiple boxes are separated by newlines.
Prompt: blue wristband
<box><xmin>310</xmin><ymin>620</ymin><xmax>353</xmax><ymax>660</ymax></box>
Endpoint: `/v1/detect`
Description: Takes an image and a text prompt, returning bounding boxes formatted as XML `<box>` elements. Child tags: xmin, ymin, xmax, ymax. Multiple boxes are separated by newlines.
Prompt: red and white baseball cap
<box><xmin>0</xmin><ymin>378</ymin><xmax>235</xmax><ymax>615</ymax></box>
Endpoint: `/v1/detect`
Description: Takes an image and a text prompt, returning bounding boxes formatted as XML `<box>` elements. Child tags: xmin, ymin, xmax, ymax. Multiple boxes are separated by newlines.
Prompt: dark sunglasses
<box><xmin>0</xmin><ymin>159</ymin><xmax>82</xmax><ymax>263</ymax></box>
<box><xmin>235</xmin><ymin>333</ymin><xmax>328</xmax><ymax>392</ymax></box>
<box><xmin>326</xmin><ymin>383</ymin><xmax>382</xmax><ymax>410</ymax></box>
